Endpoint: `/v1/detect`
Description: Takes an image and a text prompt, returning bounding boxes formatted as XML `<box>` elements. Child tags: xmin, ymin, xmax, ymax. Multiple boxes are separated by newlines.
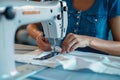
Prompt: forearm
<box><xmin>27</xmin><ymin>23</ymin><xmax>42</xmax><ymax>39</ymax></box>
<box><xmin>90</xmin><ymin>38</ymin><xmax>120</xmax><ymax>56</ymax></box>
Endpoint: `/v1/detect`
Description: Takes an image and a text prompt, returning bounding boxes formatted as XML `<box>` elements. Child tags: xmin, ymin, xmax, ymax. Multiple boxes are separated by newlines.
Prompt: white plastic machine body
<box><xmin>0</xmin><ymin>0</ymin><xmax>68</xmax><ymax>79</ymax></box>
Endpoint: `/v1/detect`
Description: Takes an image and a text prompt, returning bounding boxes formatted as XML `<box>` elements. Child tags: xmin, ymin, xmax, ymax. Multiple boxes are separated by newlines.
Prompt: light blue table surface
<box><xmin>16</xmin><ymin>62</ymin><xmax>120</xmax><ymax>80</ymax></box>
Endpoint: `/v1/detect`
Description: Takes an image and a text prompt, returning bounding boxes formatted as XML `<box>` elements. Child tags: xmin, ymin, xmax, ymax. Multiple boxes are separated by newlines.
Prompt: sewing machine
<box><xmin>0</xmin><ymin>0</ymin><xmax>68</xmax><ymax>79</ymax></box>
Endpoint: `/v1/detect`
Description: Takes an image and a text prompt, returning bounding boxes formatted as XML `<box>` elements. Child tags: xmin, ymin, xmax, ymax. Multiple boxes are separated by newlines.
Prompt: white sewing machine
<box><xmin>0</xmin><ymin>0</ymin><xmax>68</xmax><ymax>79</ymax></box>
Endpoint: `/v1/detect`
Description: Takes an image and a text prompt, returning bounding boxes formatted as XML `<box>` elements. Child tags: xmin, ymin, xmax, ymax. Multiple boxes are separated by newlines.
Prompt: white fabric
<box><xmin>15</xmin><ymin>50</ymin><xmax>120</xmax><ymax>75</ymax></box>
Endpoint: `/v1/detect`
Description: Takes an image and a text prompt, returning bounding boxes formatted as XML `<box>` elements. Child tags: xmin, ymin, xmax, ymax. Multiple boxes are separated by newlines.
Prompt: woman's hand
<box><xmin>36</xmin><ymin>35</ymin><xmax>52</xmax><ymax>51</ymax></box>
<box><xmin>62</xmin><ymin>33</ymin><xmax>93</xmax><ymax>53</ymax></box>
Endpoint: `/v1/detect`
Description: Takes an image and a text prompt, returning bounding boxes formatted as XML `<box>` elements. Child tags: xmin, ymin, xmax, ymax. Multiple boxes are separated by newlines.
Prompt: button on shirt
<box><xmin>64</xmin><ymin>0</ymin><xmax>120</xmax><ymax>54</ymax></box>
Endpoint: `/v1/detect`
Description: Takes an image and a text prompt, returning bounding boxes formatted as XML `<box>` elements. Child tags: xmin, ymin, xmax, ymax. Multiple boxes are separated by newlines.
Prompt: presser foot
<box><xmin>33</xmin><ymin>52</ymin><xmax>60</xmax><ymax>60</ymax></box>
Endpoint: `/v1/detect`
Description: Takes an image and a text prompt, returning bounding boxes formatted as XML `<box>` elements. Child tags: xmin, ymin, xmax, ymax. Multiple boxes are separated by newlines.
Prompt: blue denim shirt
<box><xmin>64</xmin><ymin>0</ymin><xmax>120</xmax><ymax>54</ymax></box>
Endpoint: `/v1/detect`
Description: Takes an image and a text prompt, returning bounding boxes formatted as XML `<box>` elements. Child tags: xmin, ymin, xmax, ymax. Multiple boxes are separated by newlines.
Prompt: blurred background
<box><xmin>15</xmin><ymin>0</ymin><xmax>41</xmax><ymax>46</ymax></box>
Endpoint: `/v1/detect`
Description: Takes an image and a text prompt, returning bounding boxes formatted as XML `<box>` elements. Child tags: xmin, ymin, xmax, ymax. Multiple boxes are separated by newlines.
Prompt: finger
<box><xmin>36</xmin><ymin>36</ymin><xmax>48</xmax><ymax>45</ymax></box>
<box><xmin>36</xmin><ymin>38</ymin><xmax>44</xmax><ymax>47</ymax></box>
<box><xmin>70</xmin><ymin>42</ymin><xmax>79</xmax><ymax>52</ymax></box>
<box><xmin>36</xmin><ymin>37</ymin><xmax>52</xmax><ymax>51</ymax></box>
<box><xmin>61</xmin><ymin>45</ymin><xmax>66</xmax><ymax>53</ymax></box>
<box><xmin>66</xmin><ymin>35</ymin><xmax>75</xmax><ymax>45</ymax></box>
<box><xmin>66</xmin><ymin>39</ymin><xmax>77</xmax><ymax>53</ymax></box>
<box><xmin>44</xmin><ymin>38</ymin><xmax>49</xmax><ymax>42</ymax></box>
<box><xmin>62</xmin><ymin>33</ymin><xmax>75</xmax><ymax>52</ymax></box>
<box><xmin>63</xmin><ymin>33</ymin><xmax>74</xmax><ymax>44</ymax></box>
<box><xmin>35</xmin><ymin>32</ymin><xmax>43</xmax><ymax>40</ymax></box>
<box><xmin>39</xmin><ymin>32</ymin><xmax>43</xmax><ymax>37</ymax></box>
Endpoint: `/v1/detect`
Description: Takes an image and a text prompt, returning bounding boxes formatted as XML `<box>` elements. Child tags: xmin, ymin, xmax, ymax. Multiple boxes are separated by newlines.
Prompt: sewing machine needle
<box><xmin>53</xmin><ymin>38</ymin><xmax>56</xmax><ymax>53</ymax></box>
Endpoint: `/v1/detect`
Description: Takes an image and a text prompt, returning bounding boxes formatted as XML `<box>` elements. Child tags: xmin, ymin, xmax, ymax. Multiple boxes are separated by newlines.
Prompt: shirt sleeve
<box><xmin>108</xmin><ymin>0</ymin><xmax>120</xmax><ymax>20</ymax></box>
